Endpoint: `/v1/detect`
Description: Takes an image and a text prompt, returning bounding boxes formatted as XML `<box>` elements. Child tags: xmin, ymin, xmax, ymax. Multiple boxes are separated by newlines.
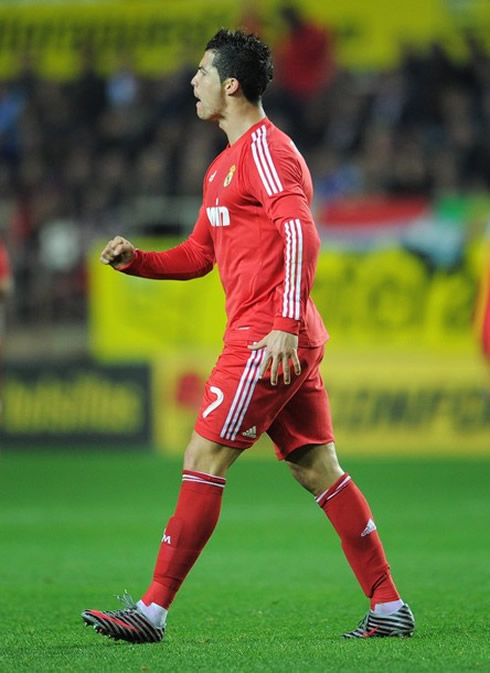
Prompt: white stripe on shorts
<box><xmin>220</xmin><ymin>348</ymin><xmax>266</xmax><ymax>441</ymax></box>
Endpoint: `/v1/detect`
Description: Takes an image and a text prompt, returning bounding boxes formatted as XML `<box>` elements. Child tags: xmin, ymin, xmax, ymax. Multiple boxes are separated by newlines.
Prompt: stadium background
<box><xmin>1</xmin><ymin>2</ymin><xmax>489</xmax><ymax>671</ymax></box>
<box><xmin>1</xmin><ymin>0</ymin><xmax>488</xmax><ymax>456</ymax></box>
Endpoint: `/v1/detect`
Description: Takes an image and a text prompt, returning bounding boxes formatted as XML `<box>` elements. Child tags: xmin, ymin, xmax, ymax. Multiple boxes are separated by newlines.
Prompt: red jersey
<box><xmin>122</xmin><ymin>117</ymin><xmax>328</xmax><ymax>347</ymax></box>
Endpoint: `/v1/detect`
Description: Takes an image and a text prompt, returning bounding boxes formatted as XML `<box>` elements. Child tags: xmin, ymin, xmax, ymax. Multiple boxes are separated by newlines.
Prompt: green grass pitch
<box><xmin>1</xmin><ymin>451</ymin><xmax>489</xmax><ymax>672</ymax></box>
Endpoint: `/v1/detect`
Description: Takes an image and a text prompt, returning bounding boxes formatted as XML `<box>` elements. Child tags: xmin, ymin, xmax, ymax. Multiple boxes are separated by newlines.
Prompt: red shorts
<box><xmin>194</xmin><ymin>342</ymin><xmax>335</xmax><ymax>460</ymax></box>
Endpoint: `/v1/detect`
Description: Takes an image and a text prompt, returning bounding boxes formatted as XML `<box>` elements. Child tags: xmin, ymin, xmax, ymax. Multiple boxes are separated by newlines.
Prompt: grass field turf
<box><xmin>1</xmin><ymin>451</ymin><xmax>489</xmax><ymax>673</ymax></box>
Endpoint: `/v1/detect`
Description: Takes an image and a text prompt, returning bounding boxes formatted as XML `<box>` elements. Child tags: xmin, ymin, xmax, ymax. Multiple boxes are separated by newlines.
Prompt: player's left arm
<box><xmin>247</xmin><ymin>140</ymin><xmax>321</xmax><ymax>384</ymax></box>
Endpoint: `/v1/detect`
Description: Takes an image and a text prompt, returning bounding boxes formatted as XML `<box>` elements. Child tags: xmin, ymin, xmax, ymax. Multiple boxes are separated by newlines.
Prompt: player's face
<box><xmin>191</xmin><ymin>50</ymin><xmax>225</xmax><ymax>121</ymax></box>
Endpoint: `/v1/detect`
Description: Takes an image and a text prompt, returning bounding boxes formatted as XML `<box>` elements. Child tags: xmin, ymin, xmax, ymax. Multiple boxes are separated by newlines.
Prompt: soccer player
<box><xmin>82</xmin><ymin>29</ymin><xmax>415</xmax><ymax>643</ymax></box>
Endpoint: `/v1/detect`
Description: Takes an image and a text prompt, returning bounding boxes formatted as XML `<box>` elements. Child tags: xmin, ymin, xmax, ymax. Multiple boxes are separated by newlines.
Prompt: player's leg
<box><xmin>82</xmin><ymin>433</ymin><xmax>241</xmax><ymax>643</ymax></box>
<box><xmin>129</xmin><ymin>342</ymin><xmax>315</xmax><ymax>639</ymax></box>
<box><xmin>285</xmin><ymin>441</ymin><xmax>401</xmax><ymax>601</ymax></box>
<box><xmin>286</xmin><ymin>442</ymin><xmax>414</xmax><ymax>637</ymax></box>
<box><xmin>269</xmin><ymin>350</ymin><xmax>414</xmax><ymax>638</ymax></box>
<box><xmin>284</xmin><ymin>440</ymin><xmax>343</xmax><ymax>493</ymax></box>
<box><xmin>138</xmin><ymin>433</ymin><xmax>241</xmax><ymax>619</ymax></box>
<box><xmin>82</xmin><ymin>342</ymin><xmax>272</xmax><ymax>643</ymax></box>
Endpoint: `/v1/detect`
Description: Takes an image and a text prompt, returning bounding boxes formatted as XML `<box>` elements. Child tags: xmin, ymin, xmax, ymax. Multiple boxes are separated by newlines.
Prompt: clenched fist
<box><xmin>100</xmin><ymin>236</ymin><xmax>135</xmax><ymax>269</ymax></box>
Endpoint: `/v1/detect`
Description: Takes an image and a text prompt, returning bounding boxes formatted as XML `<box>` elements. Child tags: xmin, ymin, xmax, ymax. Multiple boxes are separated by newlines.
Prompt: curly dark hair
<box><xmin>205</xmin><ymin>29</ymin><xmax>273</xmax><ymax>104</ymax></box>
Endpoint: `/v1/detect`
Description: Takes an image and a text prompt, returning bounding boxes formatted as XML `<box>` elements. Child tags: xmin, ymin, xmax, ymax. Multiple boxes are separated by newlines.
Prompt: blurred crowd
<box><xmin>0</xmin><ymin>13</ymin><xmax>488</xmax><ymax>329</ymax></box>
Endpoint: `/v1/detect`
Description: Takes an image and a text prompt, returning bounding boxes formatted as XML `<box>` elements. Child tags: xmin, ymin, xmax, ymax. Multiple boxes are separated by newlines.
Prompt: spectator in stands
<box><xmin>270</xmin><ymin>4</ymin><xmax>336</xmax><ymax>145</ymax></box>
<box><xmin>0</xmin><ymin>30</ymin><xmax>487</xmax><ymax>329</ymax></box>
<box><xmin>0</xmin><ymin>237</ymin><xmax>13</xmax><ymax>416</ymax></box>
<box><xmin>0</xmin><ymin>81</ymin><xmax>26</xmax><ymax>165</ymax></box>
<box><xmin>70</xmin><ymin>46</ymin><xmax>107</xmax><ymax>128</ymax></box>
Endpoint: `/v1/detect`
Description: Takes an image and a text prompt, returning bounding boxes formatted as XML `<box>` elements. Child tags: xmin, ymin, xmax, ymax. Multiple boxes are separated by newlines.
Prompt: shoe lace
<box><xmin>115</xmin><ymin>590</ymin><xmax>137</xmax><ymax>610</ymax></box>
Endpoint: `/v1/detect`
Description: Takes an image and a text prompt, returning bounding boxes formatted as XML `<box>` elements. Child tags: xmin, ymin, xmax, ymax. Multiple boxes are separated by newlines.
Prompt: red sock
<box><xmin>141</xmin><ymin>470</ymin><xmax>226</xmax><ymax>610</ymax></box>
<box><xmin>317</xmin><ymin>474</ymin><xmax>400</xmax><ymax>609</ymax></box>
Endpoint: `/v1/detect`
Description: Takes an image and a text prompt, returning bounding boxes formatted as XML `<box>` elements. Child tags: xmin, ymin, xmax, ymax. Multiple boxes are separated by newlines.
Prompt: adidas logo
<box><xmin>242</xmin><ymin>426</ymin><xmax>257</xmax><ymax>439</ymax></box>
<box><xmin>361</xmin><ymin>518</ymin><xmax>377</xmax><ymax>537</ymax></box>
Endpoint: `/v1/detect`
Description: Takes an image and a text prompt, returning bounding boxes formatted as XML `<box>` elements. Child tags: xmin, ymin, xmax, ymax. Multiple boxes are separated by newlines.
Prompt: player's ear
<box><xmin>224</xmin><ymin>77</ymin><xmax>240</xmax><ymax>95</ymax></box>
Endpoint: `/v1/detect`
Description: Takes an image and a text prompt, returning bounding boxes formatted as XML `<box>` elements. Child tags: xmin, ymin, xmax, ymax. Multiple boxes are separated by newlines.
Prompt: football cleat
<box><xmin>82</xmin><ymin>591</ymin><xmax>164</xmax><ymax>644</ymax></box>
<box><xmin>343</xmin><ymin>603</ymin><xmax>415</xmax><ymax>638</ymax></box>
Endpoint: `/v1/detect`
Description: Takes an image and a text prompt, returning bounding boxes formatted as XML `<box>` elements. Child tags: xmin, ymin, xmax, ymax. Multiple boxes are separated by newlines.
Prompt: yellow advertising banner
<box><xmin>152</xmin><ymin>348</ymin><xmax>490</xmax><ymax>457</ymax></box>
<box><xmin>1</xmin><ymin>361</ymin><xmax>152</xmax><ymax>447</ymax></box>
<box><xmin>0</xmin><ymin>0</ymin><xmax>488</xmax><ymax>79</ymax></box>
<box><xmin>89</xmin><ymin>238</ymin><xmax>489</xmax><ymax>456</ymax></box>
<box><xmin>89</xmin><ymin>240</ymin><xmax>480</xmax><ymax>359</ymax></box>
<box><xmin>88</xmin><ymin>239</ymin><xmax>226</xmax><ymax>358</ymax></box>
<box><xmin>321</xmin><ymin>347</ymin><xmax>490</xmax><ymax>455</ymax></box>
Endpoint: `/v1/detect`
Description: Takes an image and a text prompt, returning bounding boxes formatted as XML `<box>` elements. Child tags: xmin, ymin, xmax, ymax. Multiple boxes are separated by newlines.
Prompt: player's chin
<box><xmin>196</xmin><ymin>104</ymin><xmax>216</xmax><ymax>121</ymax></box>
<box><xmin>197</xmin><ymin>110</ymin><xmax>213</xmax><ymax>122</ymax></box>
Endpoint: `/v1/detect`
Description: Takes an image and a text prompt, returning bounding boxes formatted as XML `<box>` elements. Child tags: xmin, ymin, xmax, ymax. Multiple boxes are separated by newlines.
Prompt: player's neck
<box><xmin>219</xmin><ymin>101</ymin><xmax>266</xmax><ymax>145</ymax></box>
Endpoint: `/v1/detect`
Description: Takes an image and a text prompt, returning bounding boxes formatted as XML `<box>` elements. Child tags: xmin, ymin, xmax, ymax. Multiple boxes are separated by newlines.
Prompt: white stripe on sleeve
<box><xmin>259</xmin><ymin>127</ymin><xmax>283</xmax><ymax>193</ymax></box>
<box><xmin>282</xmin><ymin>219</ymin><xmax>303</xmax><ymax>320</ymax></box>
<box><xmin>293</xmin><ymin>219</ymin><xmax>303</xmax><ymax>320</ymax></box>
<box><xmin>251</xmin><ymin>126</ymin><xmax>284</xmax><ymax>197</ymax></box>
<box><xmin>251</xmin><ymin>132</ymin><xmax>273</xmax><ymax>196</ymax></box>
<box><xmin>283</xmin><ymin>221</ymin><xmax>293</xmax><ymax>318</ymax></box>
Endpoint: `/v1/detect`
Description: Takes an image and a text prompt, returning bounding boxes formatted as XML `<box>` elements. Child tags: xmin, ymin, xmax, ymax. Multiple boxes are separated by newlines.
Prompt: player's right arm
<box><xmin>100</xmin><ymin>206</ymin><xmax>215</xmax><ymax>280</ymax></box>
<box><xmin>100</xmin><ymin>236</ymin><xmax>136</xmax><ymax>269</ymax></box>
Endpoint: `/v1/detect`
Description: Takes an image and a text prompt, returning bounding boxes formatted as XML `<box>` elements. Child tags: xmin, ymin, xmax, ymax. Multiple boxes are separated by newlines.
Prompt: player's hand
<box><xmin>100</xmin><ymin>236</ymin><xmax>135</xmax><ymax>269</ymax></box>
<box><xmin>249</xmin><ymin>330</ymin><xmax>301</xmax><ymax>386</ymax></box>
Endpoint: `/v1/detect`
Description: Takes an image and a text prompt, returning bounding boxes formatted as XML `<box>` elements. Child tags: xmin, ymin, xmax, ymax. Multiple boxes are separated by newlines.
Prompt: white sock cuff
<box><xmin>373</xmin><ymin>599</ymin><xmax>404</xmax><ymax>615</ymax></box>
<box><xmin>137</xmin><ymin>599</ymin><xmax>168</xmax><ymax>628</ymax></box>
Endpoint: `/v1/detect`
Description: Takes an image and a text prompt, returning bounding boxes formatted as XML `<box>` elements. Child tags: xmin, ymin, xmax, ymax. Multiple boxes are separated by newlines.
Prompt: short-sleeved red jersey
<box><xmin>122</xmin><ymin>118</ymin><xmax>328</xmax><ymax>347</ymax></box>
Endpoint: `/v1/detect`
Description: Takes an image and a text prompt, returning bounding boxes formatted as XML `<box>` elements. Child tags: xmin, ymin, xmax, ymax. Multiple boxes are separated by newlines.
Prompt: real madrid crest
<box><xmin>224</xmin><ymin>165</ymin><xmax>236</xmax><ymax>187</ymax></box>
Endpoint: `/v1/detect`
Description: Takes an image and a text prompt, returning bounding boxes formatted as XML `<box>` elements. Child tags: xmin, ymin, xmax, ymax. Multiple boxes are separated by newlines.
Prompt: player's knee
<box><xmin>321</xmin><ymin>441</ymin><xmax>342</xmax><ymax>470</ymax></box>
<box><xmin>183</xmin><ymin>432</ymin><xmax>241</xmax><ymax>476</ymax></box>
<box><xmin>287</xmin><ymin>461</ymin><xmax>317</xmax><ymax>493</ymax></box>
<box><xmin>183</xmin><ymin>443</ymin><xmax>201</xmax><ymax>472</ymax></box>
<box><xmin>286</xmin><ymin>442</ymin><xmax>343</xmax><ymax>494</ymax></box>
<box><xmin>183</xmin><ymin>441</ymin><xmax>215</xmax><ymax>474</ymax></box>
<box><xmin>315</xmin><ymin>441</ymin><xmax>344</xmax><ymax>484</ymax></box>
